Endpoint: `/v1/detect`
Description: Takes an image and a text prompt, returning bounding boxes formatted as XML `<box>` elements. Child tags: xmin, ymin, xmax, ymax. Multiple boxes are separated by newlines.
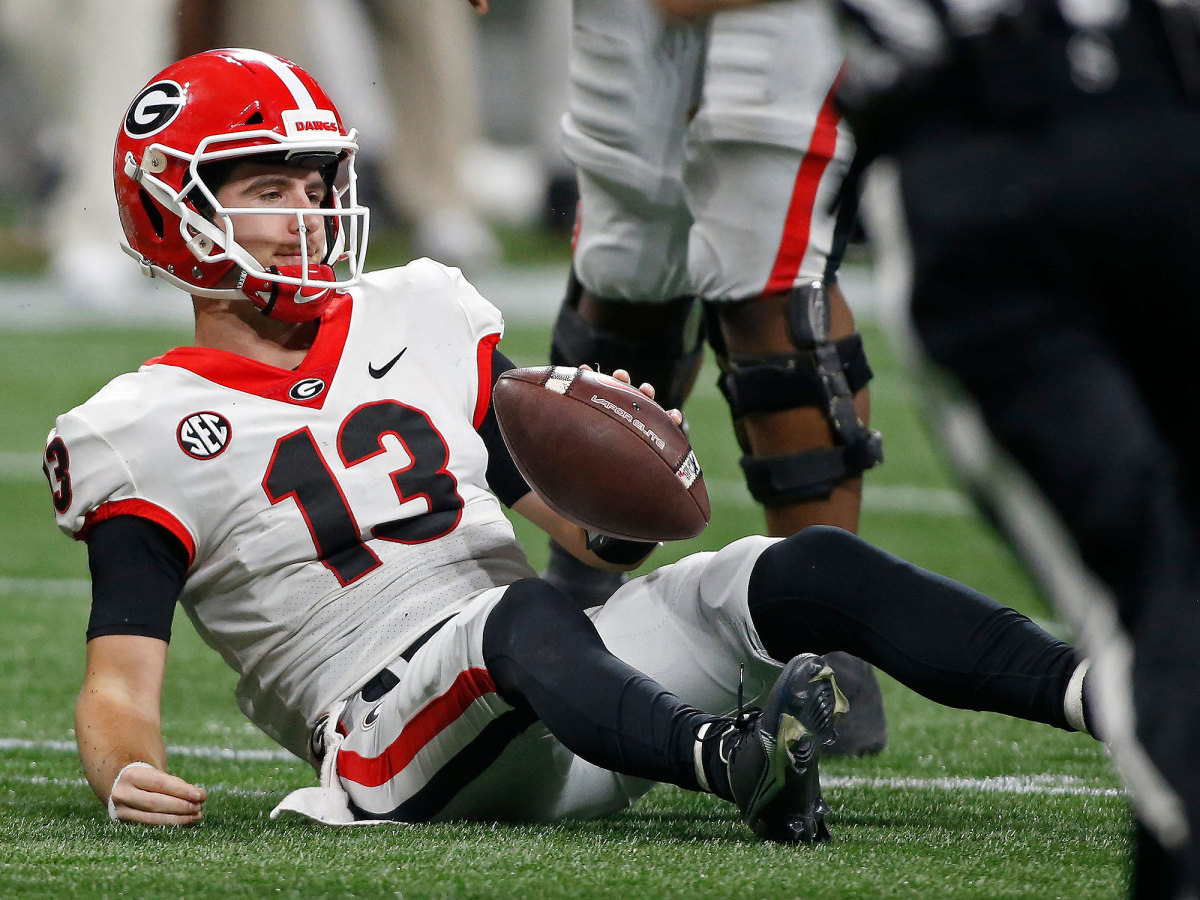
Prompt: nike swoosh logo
<box><xmin>368</xmin><ymin>347</ymin><xmax>408</xmax><ymax>379</ymax></box>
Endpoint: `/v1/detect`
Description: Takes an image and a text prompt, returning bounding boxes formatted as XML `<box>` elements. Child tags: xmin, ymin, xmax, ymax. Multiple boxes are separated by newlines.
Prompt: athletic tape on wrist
<box><xmin>107</xmin><ymin>761</ymin><xmax>156</xmax><ymax>823</ymax></box>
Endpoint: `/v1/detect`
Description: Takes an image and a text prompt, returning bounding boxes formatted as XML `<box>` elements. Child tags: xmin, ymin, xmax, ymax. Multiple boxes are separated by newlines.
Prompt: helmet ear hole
<box><xmin>138</xmin><ymin>189</ymin><xmax>165</xmax><ymax>240</ymax></box>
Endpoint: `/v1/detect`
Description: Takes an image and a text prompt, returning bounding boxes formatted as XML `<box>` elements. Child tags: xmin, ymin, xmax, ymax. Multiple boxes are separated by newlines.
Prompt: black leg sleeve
<box><xmin>747</xmin><ymin>526</ymin><xmax>1081</xmax><ymax>731</ymax></box>
<box><xmin>482</xmin><ymin>578</ymin><xmax>710</xmax><ymax>791</ymax></box>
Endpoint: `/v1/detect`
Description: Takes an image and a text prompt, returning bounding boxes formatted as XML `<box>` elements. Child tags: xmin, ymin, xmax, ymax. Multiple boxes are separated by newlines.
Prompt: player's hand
<box><xmin>465</xmin><ymin>0</ymin><xmax>488</xmax><ymax>12</ymax></box>
<box><xmin>109</xmin><ymin>764</ymin><xmax>207</xmax><ymax>826</ymax></box>
<box><xmin>581</xmin><ymin>366</ymin><xmax>685</xmax><ymax>428</ymax></box>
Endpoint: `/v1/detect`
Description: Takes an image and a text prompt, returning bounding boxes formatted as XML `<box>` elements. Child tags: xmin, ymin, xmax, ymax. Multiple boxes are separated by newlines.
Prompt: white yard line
<box><xmin>4</xmin><ymin>773</ymin><xmax>278</xmax><ymax>798</ymax></box>
<box><xmin>4</xmin><ymin>447</ymin><xmax>970</xmax><ymax>515</ymax></box>
<box><xmin>0</xmin><ymin>452</ymin><xmax>42</xmax><ymax>480</ymax></box>
<box><xmin>1</xmin><ymin>737</ymin><xmax>1122</xmax><ymax>799</ymax></box>
<box><xmin>825</xmin><ymin>773</ymin><xmax>1124</xmax><ymax>798</ymax></box>
<box><xmin>0</xmin><ymin>577</ymin><xmax>1068</xmax><ymax>633</ymax></box>
<box><xmin>701</xmin><ymin>479</ymin><xmax>971</xmax><ymax>515</ymax></box>
<box><xmin>863</xmin><ymin>485</ymin><xmax>970</xmax><ymax>516</ymax></box>
<box><xmin>0</xmin><ymin>577</ymin><xmax>90</xmax><ymax>598</ymax></box>
<box><xmin>0</xmin><ymin>737</ymin><xmax>295</xmax><ymax>762</ymax></box>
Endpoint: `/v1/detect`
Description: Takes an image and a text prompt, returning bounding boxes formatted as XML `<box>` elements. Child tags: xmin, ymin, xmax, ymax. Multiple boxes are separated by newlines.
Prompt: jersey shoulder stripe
<box><xmin>83</xmin><ymin>498</ymin><xmax>196</xmax><ymax>563</ymax></box>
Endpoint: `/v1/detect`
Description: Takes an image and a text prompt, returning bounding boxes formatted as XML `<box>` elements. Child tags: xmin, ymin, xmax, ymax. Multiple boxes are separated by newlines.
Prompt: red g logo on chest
<box><xmin>178</xmin><ymin>411</ymin><xmax>233</xmax><ymax>459</ymax></box>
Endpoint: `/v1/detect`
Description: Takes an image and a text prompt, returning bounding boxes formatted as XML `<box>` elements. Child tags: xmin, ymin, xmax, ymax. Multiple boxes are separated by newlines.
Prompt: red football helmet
<box><xmin>114</xmin><ymin>48</ymin><xmax>370</xmax><ymax>321</ymax></box>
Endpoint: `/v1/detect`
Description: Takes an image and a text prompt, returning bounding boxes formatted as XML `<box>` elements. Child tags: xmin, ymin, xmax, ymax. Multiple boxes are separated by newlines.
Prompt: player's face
<box><xmin>214</xmin><ymin>162</ymin><xmax>328</xmax><ymax>270</ymax></box>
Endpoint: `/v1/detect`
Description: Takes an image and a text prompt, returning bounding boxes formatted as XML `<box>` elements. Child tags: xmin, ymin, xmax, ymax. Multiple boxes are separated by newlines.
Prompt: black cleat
<box><xmin>823</xmin><ymin>651</ymin><xmax>887</xmax><ymax>757</ymax></box>
<box><xmin>709</xmin><ymin>654</ymin><xmax>847</xmax><ymax>843</ymax></box>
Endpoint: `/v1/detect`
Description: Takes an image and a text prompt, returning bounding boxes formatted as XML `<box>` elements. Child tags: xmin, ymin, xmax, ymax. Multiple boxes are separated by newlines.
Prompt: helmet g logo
<box><xmin>124</xmin><ymin>80</ymin><xmax>184</xmax><ymax>138</ymax></box>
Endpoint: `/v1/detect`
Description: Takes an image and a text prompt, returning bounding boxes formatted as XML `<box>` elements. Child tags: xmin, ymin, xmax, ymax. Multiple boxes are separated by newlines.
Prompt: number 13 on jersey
<box><xmin>262</xmin><ymin>400</ymin><xmax>465</xmax><ymax>586</ymax></box>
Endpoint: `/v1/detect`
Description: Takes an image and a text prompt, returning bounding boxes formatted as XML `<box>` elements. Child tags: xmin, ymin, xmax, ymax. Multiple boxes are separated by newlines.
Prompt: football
<box><xmin>492</xmin><ymin>366</ymin><xmax>711</xmax><ymax>541</ymax></box>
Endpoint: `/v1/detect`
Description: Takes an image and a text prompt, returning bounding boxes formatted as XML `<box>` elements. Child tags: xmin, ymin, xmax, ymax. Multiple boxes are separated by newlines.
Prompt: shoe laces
<box><xmin>696</xmin><ymin>664</ymin><xmax>762</xmax><ymax>764</ymax></box>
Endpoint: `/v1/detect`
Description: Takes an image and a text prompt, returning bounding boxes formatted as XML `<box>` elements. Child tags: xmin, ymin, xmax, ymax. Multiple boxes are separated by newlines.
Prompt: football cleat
<box><xmin>709</xmin><ymin>654</ymin><xmax>847</xmax><ymax>843</ymax></box>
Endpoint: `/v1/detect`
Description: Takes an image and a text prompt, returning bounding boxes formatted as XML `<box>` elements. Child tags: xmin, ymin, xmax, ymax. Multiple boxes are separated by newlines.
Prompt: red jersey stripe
<box><xmin>337</xmin><ymin>667</ymin><xmax>499</xmax><ymax>787</ymax></box>
<box><xmin>80</xmin><ymin>498</ymin><xmax>197</xmax><ymax>564</ymax></box>
<box><xmin>146</xmin><ymin>292</ymin><xmax>354</xmax><ymax>408</ymax></box>
<box><xmin>473</xmin><ymin>333</ymin><xmax>502</xmax><ymax>429</ymax></box>
<box><xmin>764</xmin><ymin>75</ymin><xmax>844</xmax><ymax>295</ymax></box>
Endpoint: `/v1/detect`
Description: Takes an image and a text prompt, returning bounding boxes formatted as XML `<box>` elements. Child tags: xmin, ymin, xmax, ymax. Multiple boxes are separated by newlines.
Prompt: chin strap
<box><xmin>238</xmin><ymin>264</ymin><xmax>337</xmax><ymax>322</ymax></box>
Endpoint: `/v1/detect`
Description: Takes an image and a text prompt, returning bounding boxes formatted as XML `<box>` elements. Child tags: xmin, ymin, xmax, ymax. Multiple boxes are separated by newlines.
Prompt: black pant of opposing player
<box><xmin>840</xmin><ymin>3</ymin><xmax>1200</xmax><ymax>887</ymax></box>
<box><xmin>483</xmin><ymin>526</ymin><xmax>1094</xmax><ymax>841</ymax></box>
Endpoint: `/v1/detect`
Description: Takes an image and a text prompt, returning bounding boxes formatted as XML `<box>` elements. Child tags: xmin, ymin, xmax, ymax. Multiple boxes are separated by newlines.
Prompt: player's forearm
<box><xmin>75</xmin><ymin>686</ymin><xmax>167</xmax><ymax>802</ymax></box>
<box><xmin>512</xmin><ymin>493</ymin><xmax>650</xmax><ymax>571</ymax></box>
<box><xmin>75</xmin><ymin>635</ymin><xmax>204</xmax><ymax>824</ymax></box>
<box><xmin>552</xmin><ymin>524</ymin><xmax>639</xmax><ymax>572</ymax></box>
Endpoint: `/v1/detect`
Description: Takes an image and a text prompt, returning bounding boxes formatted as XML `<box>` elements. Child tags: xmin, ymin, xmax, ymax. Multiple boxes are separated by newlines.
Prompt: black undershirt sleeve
<box><xmin>479</xmin><ymin>347</ymin><xmax>532</xmax><ymax>508</ymax></box>
<box><xmin>85</xmin><ymin>515</ymin><xmax>188</xmax><ymax>642</ymax></box>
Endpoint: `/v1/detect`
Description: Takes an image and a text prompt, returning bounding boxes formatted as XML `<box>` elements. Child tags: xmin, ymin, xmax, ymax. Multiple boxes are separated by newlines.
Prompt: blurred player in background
<box><xmin>826</xmin><ymin>1</ymin><xmax>1200</xmax><ymax>895</ymax></box>
<box><xmin>48</xmin><ymin>48</ymin><xmax>1100</xmax><ymax>841</ymax></box>
<box><xmin>531</xmin><ymin>0</ymin><xmax>886</xmax><ymax>756</ymax></box>
<box><xmin>0</xmin><ymin>0</ymin><xmax>170</xmax><ymax>308</ymax></box>
<box><xmin>175</xmin><ymin>0</ymin><xmax>499</xmax><ymax>271</ymax></box>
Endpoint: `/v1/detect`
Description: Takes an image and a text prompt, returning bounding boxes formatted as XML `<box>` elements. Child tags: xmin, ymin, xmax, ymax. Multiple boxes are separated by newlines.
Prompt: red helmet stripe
<box><xmin>236</xmin><ymin>47</ymin><xmax>318</xmax><ymax>110</ymax></box>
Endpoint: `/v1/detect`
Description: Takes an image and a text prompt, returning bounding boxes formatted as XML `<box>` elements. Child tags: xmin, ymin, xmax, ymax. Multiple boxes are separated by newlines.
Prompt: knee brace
<box><xmin>706</xmin><ymin>281</ymin><xmax>883</xmax><ymax>505</ymax></box>
<box><xmin>550</xmin><ymin>269</ymin><xmax>705</xmax><ymax>411</ymax></box>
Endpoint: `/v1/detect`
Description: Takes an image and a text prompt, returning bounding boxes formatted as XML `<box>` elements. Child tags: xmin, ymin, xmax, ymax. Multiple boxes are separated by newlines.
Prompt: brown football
<box><xmin>493</xmin><ymin>366</ymin><xmax>710</xmax><ymax>541</ymax></box>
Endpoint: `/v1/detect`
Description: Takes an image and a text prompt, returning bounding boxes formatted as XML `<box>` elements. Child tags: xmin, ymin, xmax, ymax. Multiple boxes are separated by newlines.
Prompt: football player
<box><xmin>831</xmin><ymin>0</ymin><xmax>1200</xmax><ymax>893</ymax></box>
<box><xmin>535</xmin><ymin>0</ymin><xmax>887</xmax><ymax>755</ymax></box>
<box><xmin>50</xmin><ymin>49</ymin><xmax>1098</xmax><ymax>836</ymax></box>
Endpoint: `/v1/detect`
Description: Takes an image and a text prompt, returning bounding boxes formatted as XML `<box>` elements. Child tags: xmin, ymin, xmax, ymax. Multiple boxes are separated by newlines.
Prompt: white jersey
<box><xmin>45</xmin><ymin>260</ymin><xmax>536</xmax><ymax>760</ymax></box>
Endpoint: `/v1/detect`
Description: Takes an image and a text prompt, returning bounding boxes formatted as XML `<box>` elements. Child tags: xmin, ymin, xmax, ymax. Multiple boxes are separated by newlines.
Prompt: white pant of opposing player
<box><xmin>334</xmin><ymin>536</ymin><xmax>780</xmax><ymax>821</ymax></box>
<box><xmin>562</xmin><ymin>0</ymin><xmax>853</xmax><ymax>301</ymax></box>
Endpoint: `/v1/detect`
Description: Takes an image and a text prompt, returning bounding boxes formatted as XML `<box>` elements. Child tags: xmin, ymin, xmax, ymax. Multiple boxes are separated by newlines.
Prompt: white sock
<box><xmin>1063</xmin><ymin>659</ymin><xmax>1092</xmax><ymax>735</ymax></box>
<box><xmin>693</xmin><ymin>721</ymin><xmax>717</xmax><ymax>792</ymax></box>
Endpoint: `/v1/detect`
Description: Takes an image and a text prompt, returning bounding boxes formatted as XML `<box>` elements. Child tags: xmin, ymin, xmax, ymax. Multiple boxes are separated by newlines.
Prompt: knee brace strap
<box><xmin>550</xmin><ymin>269</ymin><xmax>704</xmax><ymax>411</ymax></box>
<box><xmin>715</xmin><ymin>335</ymin><xmax>872</xmax><ymax>418</ymax></box>
<box><xmin>741</xmin><ymin>439</ymin><xmax>882</xmax><ymax>505</ymax></box>
<box><xmin>708</xmin><ymin>281</ymin><xmax>883</xmax><ymax>503</ymax></box>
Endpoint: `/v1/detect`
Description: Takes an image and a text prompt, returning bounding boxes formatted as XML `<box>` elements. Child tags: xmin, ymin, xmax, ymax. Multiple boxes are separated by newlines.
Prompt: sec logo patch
<box><xmin>178</xmin><ymin>411</ymin><xmax>232</xmax><ymax>459</ymax></box>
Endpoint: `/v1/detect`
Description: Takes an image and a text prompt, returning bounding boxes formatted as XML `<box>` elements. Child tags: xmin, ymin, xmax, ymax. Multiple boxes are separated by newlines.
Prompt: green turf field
<box><xmin>0</xmin><ymin>312</ymin><xmax>1129</xmax><ymax>898</ymax></box>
